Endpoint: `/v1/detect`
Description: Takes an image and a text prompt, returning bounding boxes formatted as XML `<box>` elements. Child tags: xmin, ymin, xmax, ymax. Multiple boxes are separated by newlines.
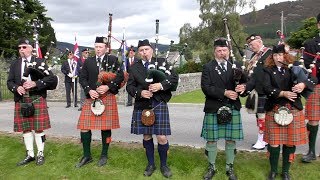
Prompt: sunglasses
<box><xmin>18</xmin><ymin>46</ymin><xmax>27</xmax><ymax>50</ymax></box>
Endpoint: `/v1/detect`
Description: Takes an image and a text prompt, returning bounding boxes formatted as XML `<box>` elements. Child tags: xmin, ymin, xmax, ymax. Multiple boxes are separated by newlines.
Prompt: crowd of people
<box><xmin>6</xmin><ymin>13</ymin><xmax>320</xmax><ymax>180</ymax></box>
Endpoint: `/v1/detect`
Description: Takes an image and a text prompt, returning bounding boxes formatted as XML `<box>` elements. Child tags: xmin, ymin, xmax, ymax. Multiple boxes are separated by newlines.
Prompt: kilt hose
<box><xmin>14</xmin><ymin>95</ymin><xmax>51</xmax><ymax>132</ymax></box>
<box><xmin>305</xmin><ymin>84</ymin><xmax>320</xmax><ymax>121</ymax></box>
<box><xmin>201</xmin><ymin>110</ymin><xmax>243</xmax><ymax>141</ymax></box>
<box><xmin>77</xmin><ymin>93</ymin><xmax>120</xmax><ymax>130</ymax></box>
<box><xmin>264</xmin><ymin>107</ymin><xmax>307</xmax><ymax>146</ymax></box>
<box><xmin>131</xmin><ymin>100</ymin><xmax>171</xmax><ymax>135</ymax></box>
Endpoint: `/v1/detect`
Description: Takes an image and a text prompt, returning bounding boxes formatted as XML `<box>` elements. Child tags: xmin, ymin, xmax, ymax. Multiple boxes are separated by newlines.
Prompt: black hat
<box><xmin>18</xmin><ymin>38</ymin><xmax>32</xmax><ymax>46</ymax></box>
<box><xmin>246</xmin><ymin>34</ymin><xmax>262</xmax><ymax>43</ymax></box>
<box><xmin>213</xmin><ymin>38</ymin><xmax>228</xmax><ymax>47</ymax></box>
<box><xmin>138</xmin><ymin>39</ymin><xmax>152</xmax><ymax>48</ymax></box>
<box><xmin>129</xmin><ymin>45</ymin><xmax>135</xmax><ymax>52</ymax></box>
<box><xmin>95</xmin><ymin>36</ymin><xmax>108</xmax><ymax>44</ymax></box>
<box><xmin>317</xmin><ymin>13</ymin><xmax>320</xmax><ymax>23</ymax></box>
<box><xmin>272</xmin><ymin>44</ymin><xmax>285</xmax><ymax>54</ymax></box>
<box><xmin>81</xmin><ymin>48</ymin><xmax>89</xmax><ymax>52</ymax></box>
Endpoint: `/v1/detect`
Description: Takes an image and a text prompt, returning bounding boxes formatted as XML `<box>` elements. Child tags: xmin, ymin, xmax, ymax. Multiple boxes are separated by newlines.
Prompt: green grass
<box><xmin>1</xmin><ymin>133</ymin><xmax>320</xmax><ymax>179</ymax></box>
<box><xmin>170</xmin><ymin>89</ymin><xmax>247</xmax><ymax>104</ymax></box>
<box><xmin>171</xmin><ymin>89</ymin><xmax>306</xmax><ymax>105</ymax></box>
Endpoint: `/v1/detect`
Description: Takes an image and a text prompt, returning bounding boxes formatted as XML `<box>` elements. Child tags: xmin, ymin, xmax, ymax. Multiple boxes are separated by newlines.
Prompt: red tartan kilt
<box><xmin>264</xmin><ymin>106</ymin><xmax>307</xmax><ymax>146</ymax></box>
<box><xmin>14</xmin><ymin>96</ymin><xmax>51</xmax><ymax>132</ymax></box>
<box><xmin>77</xmin><ymin>93</ymin><xmax>120</xmax><ymax>130</ymax></box>
<box><xmin>305</xmin><ymin>85</ymin><xmax>320</xmax><ymax>121</ymax></box>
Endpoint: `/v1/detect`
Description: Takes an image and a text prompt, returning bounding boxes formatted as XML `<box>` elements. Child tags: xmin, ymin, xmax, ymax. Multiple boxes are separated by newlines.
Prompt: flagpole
<box><xmin>73</xmin><ymin>33</ymin><xmax>77</xmax><ymax>107</ymax></box>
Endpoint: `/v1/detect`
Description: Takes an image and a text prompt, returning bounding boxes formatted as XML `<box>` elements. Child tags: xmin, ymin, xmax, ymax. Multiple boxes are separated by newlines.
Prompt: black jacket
<box><xmin>303</xmin><ymin>35</ymin><xmax>320</xmax><ymax>83</ymax></box>
<box><xmin>7</xmin><ymin>56</ymin><xmax>58</xmax><ymax>102</ymax></box>
<box><xmin>126</xmin><ymin>58</ymin><xmax>179</xmax><ymax>110</ymax></box>
<box><xmin>263</xmin><ymin>66</ymin><xmax>315</xmax><ymax>111</ymax></box>
<box><xmin>61</xmin><ymin>59</ymin><xmax>80</xmax><ymax>83</ymax></box>
<box><xmin>201</xmin><ymin>60</ymin><xmax>247</xmax><ymax>113</ymax></box>
<box><xmin>79</xmin><ymin>54</ymin><xmax>124</xmax><ymax>97</ymax></box>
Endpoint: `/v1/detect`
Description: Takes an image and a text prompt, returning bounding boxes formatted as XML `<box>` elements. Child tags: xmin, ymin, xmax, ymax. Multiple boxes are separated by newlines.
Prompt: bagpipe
<box><xmin>144</xmin><ymin>19</ymin><xmax>179</xmax><ymax>91</ymax></box>
<box><xmin>21</xmin><ymin>20</ymin><xmax>59</xmax><ymax>90</ymax></box>
<box><xmin>222</xmin><ymin>17</ymin><xmax>245</xmax><ymax>85</ymax></box>
<box><xmin>277</xmin><ymin>46</ymin><xmax>319</xmax><ymax>98</ymax></box>
<box><xmin>96</xmin><ymin>13</ymin><xmax>126</xmax><ymax>89</ymax></box>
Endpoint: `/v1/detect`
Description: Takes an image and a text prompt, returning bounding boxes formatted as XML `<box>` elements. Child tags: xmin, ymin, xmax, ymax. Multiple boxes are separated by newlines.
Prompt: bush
<box><xmin>176</xmin><ymin>61</ymin><xmax>203</xmax><ymax>74</ymax></box>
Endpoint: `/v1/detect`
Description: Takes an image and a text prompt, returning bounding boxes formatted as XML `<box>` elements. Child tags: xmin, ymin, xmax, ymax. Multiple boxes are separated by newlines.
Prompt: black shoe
<box><xmin>97</xmin><ymin>156</ymin><xmax>107</xmax><ymax>167</ymax></box>
<box><xmin>143</xmin><ymin>164</ymin><xmax>156</xmax><ymax>176</ymax></box>
<box><xmin>160</xmin><ymin>165</ymin><xmax>172</xmax><ymax>178</ymax></box>
<box><xmin>65</xmin><ymin>105</ymin><xmax>71</xmax><ymax>108</ymax></box>
<box><xmin>17</xmin><ymin>155</ymin><xmax>35</xmax><ymax>166</ymax></box>
<box><xmin>302</xmin><ymin>151</ymin><xmax>316</xmax><ymax>163</ymax></box>
<box><xmin>75</xmin><ymin>156</ymin><xmax>93</xmax><ymax>168</ymax></box>
<box><xmin>281</xmin><ymin>172</ymin><xmax>290</xmax><ymax>180</ymax></box>
<box><xmin>126</xmin><ymin>104</ymin><xmax>132</xmax><ymax>107</ymax></box>
<box><xmin>268</xmin><ymin>172</ymin><xmax>277</xmax><ymax>180</ymax></box>
<box><xmin>203</xmin><ymin>164</ymin><xmax>216</xmax><ymax>180</ymax></box>
<box><xmin>78</xmin><ymin>107</ymin><xmax>82</xmax><ymax>111</ymax></box>
<box><xmin>36</xmin><ymin>152</ymin><xmax>45</xmax><ymax>165</ymax></box>
<box><xmin>226</xmin><ymin>165</ymin><xmax>238</xmax><ymax>180</ymax></box>
<box><xmin>74</xmin><ymin>105</ymin><xmax>78</xmax><ymax>107</ymax></box>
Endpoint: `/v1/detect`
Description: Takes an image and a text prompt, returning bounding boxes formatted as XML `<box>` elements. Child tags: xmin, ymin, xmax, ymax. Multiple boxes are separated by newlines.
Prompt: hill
<box><xmin>56</xmin><ymin>41</ymin><xmax>169</xmax><ymax>55</ymax></box>
<box><xmin>240</xmin><ymin>0</ymin><xmax>320</xmax><ymax>39</ymax></box>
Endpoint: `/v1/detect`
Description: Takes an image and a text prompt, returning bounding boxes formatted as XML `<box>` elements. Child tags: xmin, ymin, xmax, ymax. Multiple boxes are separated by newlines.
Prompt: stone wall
<box><xmin>47</xmin><ymin>65</ymin><xmax>201</xmax><ymax>104</ymax></box>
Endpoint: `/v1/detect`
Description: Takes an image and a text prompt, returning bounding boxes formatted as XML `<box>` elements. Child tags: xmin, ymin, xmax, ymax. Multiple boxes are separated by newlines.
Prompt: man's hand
<box><xmin>22</xmin><ymin>81</ymin><xmax>36</xmax><ymax>90</ymax></box>
<box><xmin>224</xmin><ymin>90</ymin><xmax>238</xmax><ymax>100</ymax></box>
<box><xmin>149</xmin><ymin>83</ymin><xmax>162</xmax><ymax>92</ymax></box>
<box><xmin>283</xmin><ymin>91</ymin><xmax>297</xmax><ymax>102</ymax></box>
<box><xmin>96</xmin><ymin>85</ymin><xmax>109</xmax><ymax>94</ymax></box>
<box><xmin>235</xmin><ymin>84</ymin><xmax>246</xmax><ymax>94</ymax></box>
<box><xmin>89</xmin><ymin>90</ymin><xmax>99</xmax><ymax>99</ymax></box>
<box><xmin>292</xmin><ymin>83</ymin><xmax>306</xmax><ymax>93</ymax></box>
<box><xmin>141</xmin><ymin>90</ymin><xmax>153</xmax><ymax>99</ymax></box>
<box><xmin>68</xmin><ymin>73</ymin><xmax>73</xmax><ymax>78</ymax></box>
<box><xmin>17</xmin><ymin>86</ymin><xmax>26</xmax><ymax>95</ymax></box>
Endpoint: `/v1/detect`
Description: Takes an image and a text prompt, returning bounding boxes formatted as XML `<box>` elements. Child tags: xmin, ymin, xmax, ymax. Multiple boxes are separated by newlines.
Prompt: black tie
<box><xmin>280</xmin><ymin>67</ymin><xmax>285</xmax><ymax>75</ymax></box>
<box><xmin>220</xmin><ymin>62</ymin><xmax>226</xmax><ymax>72</ymax></box>
<box><xmin>144</xmin><ymin>61</ymin><xmax>149</xmax><ymax>69</ymax></box>
<box><xmin>23</xmin><ymin>59</ymin><xmax>28</xmax><ymax>73</ymax></box>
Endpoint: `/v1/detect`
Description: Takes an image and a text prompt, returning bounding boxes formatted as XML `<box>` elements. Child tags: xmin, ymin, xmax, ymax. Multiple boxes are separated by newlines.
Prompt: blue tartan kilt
<box><xmin>131</xmin><ymin>100</ymin><xmax>171</xmax><ymax>135</ymax></box>
<box><xmin>201</xmin><ymin>110</ymin><xmax>243</xmax><ymax>141</ymax></box>
<box><xmin>257</xmin><ymin>95</ymin><xmax>267</xmax><ymax>113</ymax></box>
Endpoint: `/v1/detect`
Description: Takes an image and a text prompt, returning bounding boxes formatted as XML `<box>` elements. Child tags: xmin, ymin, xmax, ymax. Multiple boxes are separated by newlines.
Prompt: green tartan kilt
<box><xmin>201</xmin><ymin>110</ymin><xmax>244</xmax><ymax>141</ymax></box>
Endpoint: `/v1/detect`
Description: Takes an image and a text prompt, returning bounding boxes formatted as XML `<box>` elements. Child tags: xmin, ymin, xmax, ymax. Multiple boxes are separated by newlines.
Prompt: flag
<box><xmin>73</xmin><ymin>35</ymin><xmax>80</xmax><ymax>62</ymax></box>
<box><xmin>121</xmin><ymin>28</ymin><xmax>128</xmax><ymax>71</ymax></box>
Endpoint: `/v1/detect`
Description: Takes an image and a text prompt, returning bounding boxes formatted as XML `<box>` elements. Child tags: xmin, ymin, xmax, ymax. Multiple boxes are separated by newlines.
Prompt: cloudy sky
<box><xmin>40</xmin><ymin>0</ymin><xmax>293</xmax><ymax>48</ymax></box>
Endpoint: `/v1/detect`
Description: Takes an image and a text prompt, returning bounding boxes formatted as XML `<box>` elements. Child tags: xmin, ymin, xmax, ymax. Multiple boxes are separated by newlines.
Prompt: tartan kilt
<box><xmin>131</xmin><ymin>100</ymin><xmax>171</xmax><ymax>135</ymax></box>
<box><xmin>305</xmin><ymin>84</ymin><xmax>320</xmax><ymax>121</ymax></box>
<box><xmin>201</xmin><ymin>110</ymin><xmax>243</xmax><ymax>141</ymax></box>
<box><xmin>77</xmin><ymin>93</ymin><xmax>120</xmax><ymax>130</ymax></box>
<box><xmin>257</xmin><ymin>95</ymin><xmax>267</xmax><ymax>113</ymax></box>
<box><xmin>14</xmin><ymin>95</ymin><xmax>51</xmax><ymax>132</ymax></box>
<box><xmin>264</xmin><ymin>107</ymin><xmax>307</xmax><ymax>146</ymax></box>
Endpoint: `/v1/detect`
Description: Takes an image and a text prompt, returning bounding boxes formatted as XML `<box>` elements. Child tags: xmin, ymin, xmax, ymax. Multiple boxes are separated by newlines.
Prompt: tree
<box><xmin>0</xmin><ymin>0</ymin><xmax>56</xmax><ymax>60</ymax></box>
<box><xmin>178</xmin><ymin>0</ymin><xmax>254</xmax><ymax>66</ymax></box>
<box><xmin>287</xmin><ymin>17</ymin><xmax>318</xmax><ymax>49</ymax></box>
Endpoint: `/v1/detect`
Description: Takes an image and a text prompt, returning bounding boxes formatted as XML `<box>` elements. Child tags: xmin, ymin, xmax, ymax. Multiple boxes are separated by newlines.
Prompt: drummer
<box><xmin>75</xmin><ymin>36</ymin><xmax>124</xmax><ymax>168</ymax></box>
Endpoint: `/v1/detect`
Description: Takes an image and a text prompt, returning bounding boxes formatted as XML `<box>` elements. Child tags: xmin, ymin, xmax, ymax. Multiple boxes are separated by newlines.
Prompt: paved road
<box><xmin>0</xmin><ymin>101</ymin><xmax>319</xmax><ymax>154</ymax></box>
